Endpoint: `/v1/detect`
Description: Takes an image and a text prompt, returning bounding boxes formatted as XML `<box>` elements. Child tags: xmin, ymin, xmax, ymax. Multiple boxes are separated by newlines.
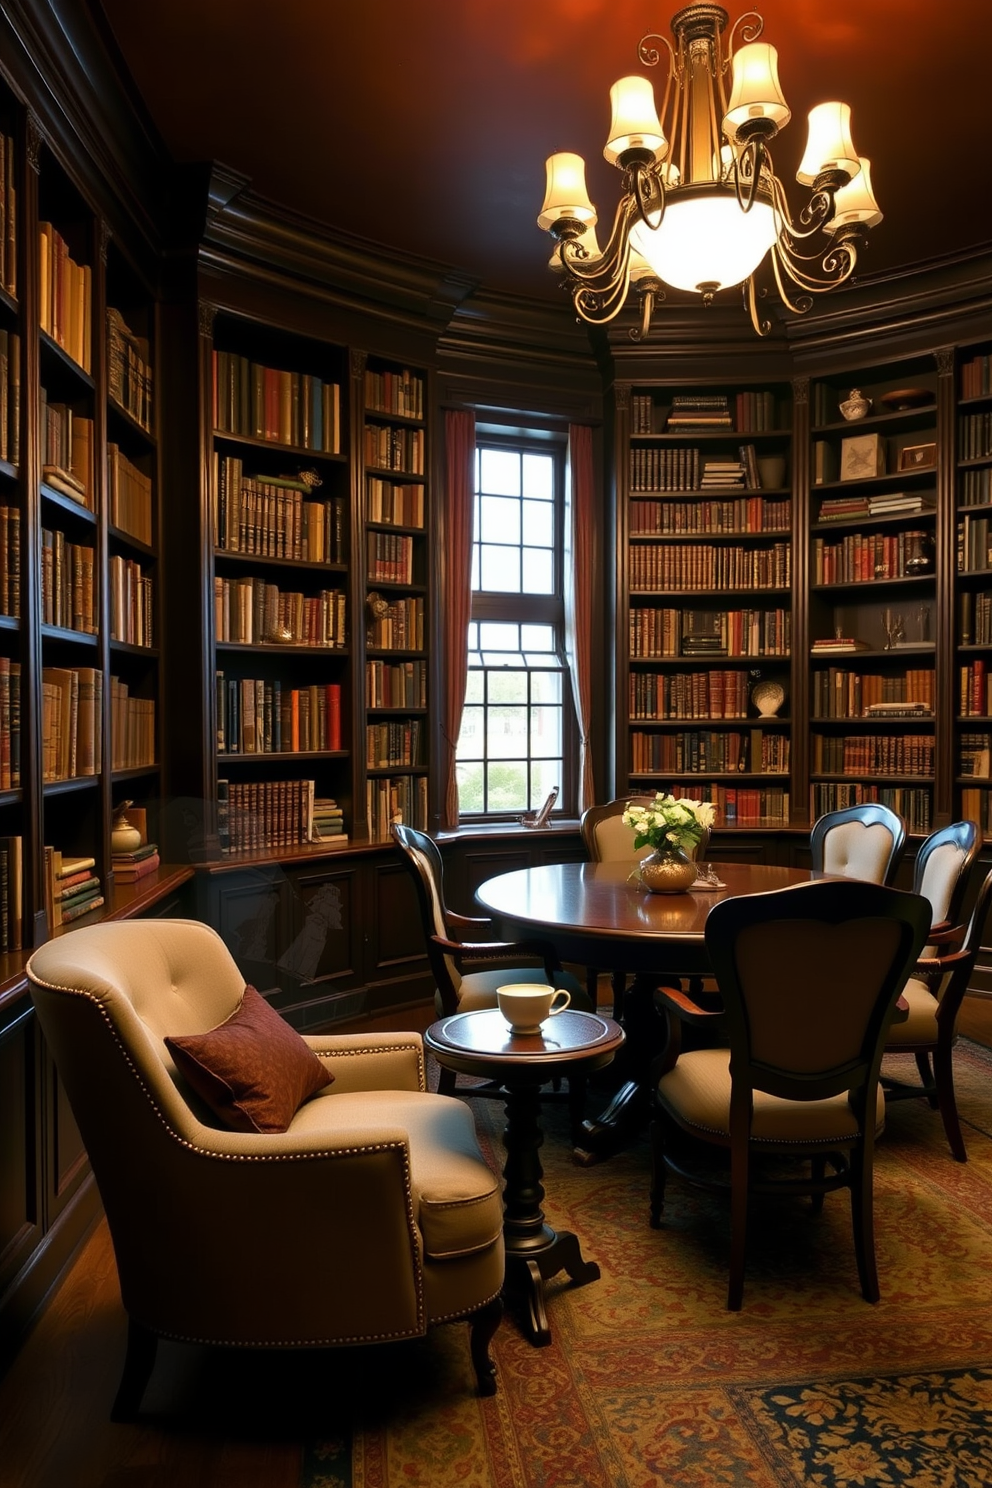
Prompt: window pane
<box><xmin>530</xmin><ymin>758</ymin><xmax>561</xmax><ymax>803</ymax></box>
<box><xmin>457</xmin><ymin>704</ymin><xmax>484</xmax><ymax>748</ymax></box>
<box><xmin>480</xmin><ymin>545</ymin><xmax>521</xmax><ymax>592</ymax></box>
<box><xmin>456</xmin><ymin>762</ymin><xmax>484</xmax><ymax>813</ymax></box>
<box><xmin>530</xmin><ymin>705</ymin><xmax>562</xmax><ymax>757</ymax></box>
<box><xmin>479</xmin><ymin>447</ymin><xmax>520</xmax><ymax>496</ymax></box>
<box><xmin>479</xmin><ymin>622</ymin><xmax>519</xmax><ymax>650</ymax></box>
<box><xmin>488</xmin><ymin>671</ymin><xmax>528</xmax><ymax>704</ymax></box>
<box><xmin>522</xmin><ymin>548</ymin><xmax>554</xmax><ymax>594</ymax></box>
<box><xmin>487</xmin><ymin>762</ymin><xmax>528</xmax><ymax>811</ymax></box>
<box><xmin>463</xmin><ymin>673</ymin><xmax>484</xmax><ymax>704</ymax></box>
<box><xmin>487</xmin><ymin>705</ymin><xmax>527</xmax><ymax>758</ymax></box>
<box><xmin>522</xmin><ymin>452</ymin><xmax>553</xmax><ymax>500</ymax></box>
<box><xmin>521</xmin><ymin>624</ymin><xmax>555</xmax><ymax>652</ymax></box>
<box><xmin>530</xmin><ymin>670</ymin><xmax>562</xmax><ymax>703</ymax></box>
<box><xmin>522</xmin><ymin>498</ymin><xmax>554</xmax><ymax>548</ymax></box>
<box><xmin>480</xmin><ymin>495</ymin><xmax>520</xmax><ymax>545</ymax></box>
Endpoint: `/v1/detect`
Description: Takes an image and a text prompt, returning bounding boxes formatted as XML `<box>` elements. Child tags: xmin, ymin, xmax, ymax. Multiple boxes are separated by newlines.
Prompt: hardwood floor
<box><xmin>2</xmin><ymin>991</ymin><xmax>991</xmax><ymax>1488</ymax></box>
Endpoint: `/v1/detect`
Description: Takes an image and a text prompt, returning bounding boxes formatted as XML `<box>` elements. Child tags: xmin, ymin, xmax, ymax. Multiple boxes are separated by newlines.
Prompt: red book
<box><xmin>327</xmin><ymin>683</ymin><xmax>341</xmax><ymax>751</ymax></box>
<box><xmin>972</xmin><ymin>659</ymin><xmax>986</xmax><ymax>715</ymax></box>
<box><xmin>113</xmin><ymin>851</ymin><xmax>160</xmax><ymax>883</ymax></box>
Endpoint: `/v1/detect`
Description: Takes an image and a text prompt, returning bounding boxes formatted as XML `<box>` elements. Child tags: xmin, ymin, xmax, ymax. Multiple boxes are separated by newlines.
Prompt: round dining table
<box><xmin>476</xmin><ymin>859</ymin><xmax>813</xmax><ymax>1153</ymax></box>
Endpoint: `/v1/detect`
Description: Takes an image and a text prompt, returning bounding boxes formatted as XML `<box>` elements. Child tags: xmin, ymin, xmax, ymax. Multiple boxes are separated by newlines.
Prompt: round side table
<box><xmin>424</xmin><ymin>1007</ymin><xmax>624</xmax><ymax>1346</ymax></box>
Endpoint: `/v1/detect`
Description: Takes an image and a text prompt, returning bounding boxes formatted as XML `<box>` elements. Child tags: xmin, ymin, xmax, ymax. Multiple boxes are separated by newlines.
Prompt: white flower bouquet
<box><xmin>622</xmin><ymin>792</ymin><xmax>716</xmax><ymax>854</ymax></box>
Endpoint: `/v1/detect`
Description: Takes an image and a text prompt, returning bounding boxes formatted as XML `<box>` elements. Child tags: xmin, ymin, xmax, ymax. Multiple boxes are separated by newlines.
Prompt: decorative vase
<box><xmin>638</xmin><ymin>845</ymin><xmax>698</xmax><ymax>894</ymax></box>
<box><xmin>111</xmin><ymin>802</ymin><xmax>142</xmax><ymax>854</ymax></box>
<box><xmin>839</xmin><ymin>389</ymin><xmax>871</xmax><ymax>421</ymax></box>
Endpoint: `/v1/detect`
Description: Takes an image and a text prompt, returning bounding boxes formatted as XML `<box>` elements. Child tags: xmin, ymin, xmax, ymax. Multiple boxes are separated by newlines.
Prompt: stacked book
<box><xmin>818</xmin><ymin>494</ymin><xmax>870</xmax><ymax>522</ymax></box>
<box><xmin>311</xmin><ymin>797</ymin><xmax>347</xmax><ymax>843</ymax></box>
<box><xmin>112</xmin><ymin>840</ymin><xmax>160</xmax><ymax>883</ymax></box>
<box><xmin>681</xmin><ymin>609</ymin><xmax>727</xmax><ymax>656</ymax></box>
<box><xmin>867</xmin><ymin>491</ymin><xmax>936</xmax><ymax>516</ymax></box>
<box><xmin>43</xmin><ymin>849</ymin><xmax>104</xmax><ymax>928</ymax></box>
<box><xmin>666</xmin><ymin>394</ymin><xmax>732</xmax><ymax>431</ymax></box>
<box><xmin>700</xmin><ymin>456</ymin><xmax>746</xmax><ymax>489</ymax></box>
<box><xmin>812</xmin><ymin>635</ymin><xmax>871</xmax><ymax>654</ymax></box>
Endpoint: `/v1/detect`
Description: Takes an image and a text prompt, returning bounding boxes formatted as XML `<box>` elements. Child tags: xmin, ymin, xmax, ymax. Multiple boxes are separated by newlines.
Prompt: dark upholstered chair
<box><xmin>809</xmin><ymin>802</ymin><xmax>907</xmax><ymax>883</ymax></box>
<box><xmin>391</xmin><ymin>823</ymin><xmax>591</xmax><ymax>1137</ymax></box>
<box><xmin>27</xmin><ymin>919</ymin><xmax>505</xmax><ymax>1415</ymax></box>
<box><xmin>883</xmin><ymin>845</ymin><xmax>990</xmax><ymax>1162</ymax></box>
<box><xmin>648</xmin><ymin>878</ymin><xmax>930</xmax><ymax>1310</ymax></box>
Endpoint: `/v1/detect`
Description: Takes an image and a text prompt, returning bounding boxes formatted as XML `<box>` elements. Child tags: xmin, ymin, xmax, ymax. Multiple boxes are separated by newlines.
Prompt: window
<box><xmin>456</xmin><ymin>435</ymin><xmax>573</xmax><ymax>818</ymax></box>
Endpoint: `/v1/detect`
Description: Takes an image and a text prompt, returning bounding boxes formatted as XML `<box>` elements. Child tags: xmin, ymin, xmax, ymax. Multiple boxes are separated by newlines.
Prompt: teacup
<box><xmin>496</xmin><ymin>983</ymin><xmax>571</xmax><ymax>1034</ymax></box>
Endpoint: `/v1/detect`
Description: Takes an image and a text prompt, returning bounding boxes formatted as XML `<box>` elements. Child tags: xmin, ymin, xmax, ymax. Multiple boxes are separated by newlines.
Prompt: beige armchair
<box><xmin>26</xmin><ymin>919</ymin><xmax>505</xmax><ymax>1416</ymax></box>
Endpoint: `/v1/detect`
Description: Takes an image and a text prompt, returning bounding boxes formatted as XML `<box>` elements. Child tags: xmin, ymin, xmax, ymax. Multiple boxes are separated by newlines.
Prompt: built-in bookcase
<box><xmin>956</xmin><ymin>340</ymin><xmax>992</xmax><ymax>832</ymax></box>
<box><xmin>0</xmin><ymin>80</ymin><xmax>21</xmax><ymax>955</ymax></box>
<box><xmin>618</xmin><ymin>378</ymin><xmax>794</xmax><ymax>827</ymax></box>
<box><xmin>807</xmin><ymin>355</ymin><xmax>941</xmax><ymax>834</ymax></box>
<box><xmin>209</xmin><ymin>311</ymin><xmax>352</xmax><ymax>854</ymax></box>
<box><xmin>361</xmin><ymin>352</ymin><xmax>430</xmax><ymax>839</ymax></box>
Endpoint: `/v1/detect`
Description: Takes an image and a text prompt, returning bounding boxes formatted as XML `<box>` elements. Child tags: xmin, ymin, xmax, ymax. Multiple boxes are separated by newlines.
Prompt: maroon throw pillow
<box><xmin>165</xmin><ymin>984</ymin><xmax>332</xmax><ymax>1133</ymax></box>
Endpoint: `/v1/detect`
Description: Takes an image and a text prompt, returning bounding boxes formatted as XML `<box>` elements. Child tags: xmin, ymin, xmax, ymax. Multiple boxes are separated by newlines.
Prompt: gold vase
<box><xmin>638</xmin><ymin>846</ymin><xmax>697</xmax><ymax>895</ymax></box>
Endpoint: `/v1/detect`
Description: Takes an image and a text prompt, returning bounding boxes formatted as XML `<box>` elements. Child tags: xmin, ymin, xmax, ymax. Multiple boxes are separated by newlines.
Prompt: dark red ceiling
<box><xmin>97</xmin><ymin>0</ymin><xmax>990</xmax><ymax>301</ymax></box>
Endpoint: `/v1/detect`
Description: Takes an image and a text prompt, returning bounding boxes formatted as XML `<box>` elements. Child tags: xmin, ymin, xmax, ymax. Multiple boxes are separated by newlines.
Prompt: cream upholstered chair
<box><xmin>26</xmin><ymin>919</ymin><xmax>505</xmax><ymax>1416</ymax></box>
<box><xmin>883</xmin><ymin>832</ymin><xmax>987</xmax><ymax>1161</ymax></box>
<box><xmin>809</xmin><ymin>802</ymin><xmax>907</xmax><ymax>883</ymax></box>
<box><xmin>649</xmin><ymin>878</ymin><xmax>930</xmax><ymax>1310</ymax></box>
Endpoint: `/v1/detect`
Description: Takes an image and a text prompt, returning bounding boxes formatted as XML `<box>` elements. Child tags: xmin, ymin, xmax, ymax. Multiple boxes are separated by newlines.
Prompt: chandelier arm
<box><xmin>637</xmin><ymin>31</ymin><xmax>677</xmax><ymax>134</ymax></box>
<box><xmin>773</xmin><ymin>233</ymin><xmax>860</xmax><ymax>296</ymax></box>
<box><xmin>768</xmin><ymin>174</ymin><xmax>838</xmax><ymax>245</ymax></box>
<box><xmin>767</xmin><ymin>245</ymin><xmax>816</xmax><ymax>315</ymax></box>
<box><xmin>632</xmin><ymin>163</ymin><xmax>666</xmax><ymax>231</ymax></box>
<box><xmin>743</xmin><ymin>274</ymin><xmax>773</xmax><ymax>337</ymax></box>
<box><xmin>733</xmin><ymin>138</ymin><xmax>768</xmax><ymax>215</ymax></box>
<box><xmin>726</xmin><ymin>11</ymin><xmax>764</xmax><ymax>67</ymax></box>
<box><xmin>558</xmin><ymin>195</ymin><xmax>638</xmax><ymax>288</ymax></box>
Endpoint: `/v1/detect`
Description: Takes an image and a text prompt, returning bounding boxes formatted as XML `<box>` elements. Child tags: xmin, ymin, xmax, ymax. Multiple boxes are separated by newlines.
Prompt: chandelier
<box><xmin>537</xmin><ymin>4</ymin><xmax>882</xmax><ymax>338</ymax></box>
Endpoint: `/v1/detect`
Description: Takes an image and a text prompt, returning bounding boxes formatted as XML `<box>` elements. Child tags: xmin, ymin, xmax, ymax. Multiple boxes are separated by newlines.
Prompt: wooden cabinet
<box><xmin>956</xmin><ymin>342</ymin><xmax>992</xmax><ymax>832</ymax></box>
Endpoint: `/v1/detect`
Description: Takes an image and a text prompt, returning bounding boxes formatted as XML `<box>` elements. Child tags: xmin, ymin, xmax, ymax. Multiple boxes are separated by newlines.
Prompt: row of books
<box><xmin>0</xmin><ymin>329</ymin><xmax>21</xmax><ymax>465</ymax></box>
<box><xmin>812</xmin><ymin>530</ymin><xmax>933</xmax><ymax>584</ymax></box>
<box><xmin>958</xmin><ymin>514</ymin><xmax>992</xmax><ymax>574</ymax></box>
<box><xmin>40</xmin><ymin>394</ymin><xmax>94</xmax><ymax>508</ymax></box>
<box><xmin>811</xmin><ymin>734</ymin><xmax>934</xmax><ymax>777</ymax></box>
<box><xmin>629</xmin><ymin>541</ymin><xmax>791</xmax><ymax>593</ymax></box>
<box><xmin>217</xmin><ymin>776</ymin><xmax>318</xmax><ymax>855</ymax></box>
<box><xmin>0</xmin><ymin>133</ymin><xmax>15</xmax><ymax>298</ymax></box>
<box><xmin>959</xmin><ymin>590</ymin><xmax>992</xmax><ymax>646</ymax></box>
<box><xmin>366</xmin><ymin>658</ymin><xmax>427</xmax><ymax>709</ymax></box>
<box><xmin>632</xmin><ymin>447</ymin><xmax>775</xmax><ymax>493</ymax></box>
<box><xmin>212</xmin><ymin>351</ymin><xmax>342</xmax><ymax>453</ymax></box>
<box><xmin>108</xmin><ymin>443</ymin><xmax>153</xmax><ymax>546</ymax></box>
<box><xmin>366</xmin><ymin>595</ymin><xmax>425</xmax><ymax>651</ymax></box>
<box><xmin>363</xmin><ymin>422</ymin><xmax>424</xmax><ymax>475</ymax></box>
<box><xmin>630</xmin><ymin>729</ymin><xmax>789</xmax><ymax>776</ymax></box>
<box><xmin>367</xmin><ymin>478</ymin><xmax>424</xmax><ymax>528</ymax></box>
<box><xmin>43</xmin><ymin>849</ymin><xmax>103</xmax><ymax>930</ymax></box>
<box><xmin>959</xmin><ymin>412</ymin><xmax>992</xmax><ymax>462</ymax></box>
<box><xmin>811</xmin><ymin>668</ymin><xmax>935</xmax><ymax>719</ymax></box>
<box><xmin>112</xmin><ymin>840</ymin><xmax>160</xmax><ymax>883</ymax></box>
<box><xmin>110</xmin><ymin>678</ymin><xmax>155</xmax><ymax>771</ymax></box>
<box><xmin>629</xmin><ymin>669</ymin><xmax>758</xmax><ymax>720</ymax></box>
<box><xmin>960</xmin><ymin>787</ymin><xmax>992</xmax><ymax>830</ymax></box>
<box><xmin>817</xmin><ymin>490</ymin><xmax>935</xmax><ymax>522</ymax></box>
<box><xmin>665</xmin><ymin>394</ymin><xmax>732</xmax><ymax>431</ymax></box>
<box><xmin>0</xmin><ymin>505</ymin><xmax>20</xmax><ymax>617</ymax></box>
<box><xmin>960</xmin><ymin>661</ymin><xmax>992</xmax><ymax>717</ymax></box>
<box><xmin>364</xmin><ymin>367</ymin><xmax>424</xmax><ymax>420</ymax></box>
<box><xmin>366</xmin><ymin>718</ymin><xmax>423</xmax><ymax>768</ymax></box>
<box><xmin>962</xmin><ymin>353</ymin><xmax>992</xmax><ymax>401</ymax></box>
<box><xmin>39</xmin><ymin>222</ymin><xmax>92</xmax><ymax>373</ymax></box>
<box><xmin>109</xmin><ymin>556</ymin><xmax>153</xmax><ymax>648</ymax></box>
<box><xmin>629</xmin><ymin>495</ymin><xmax>790</xmax><ymax>536</ymax></box>
<box><xmin>629</xmin><ymin>606</ymin><xmax>791</xmax><ymax>659</ymax></box>
<box><xmin>367</xmin><ymin>531</ymin><xmax>415</xmax><ymax>584</ymax></box>
<box><xmin>40</xmin><ymin>529</ymin><xmax>96</xmax><ymax>633</ymax></box>
<box><xmin>213</xmin><ymin>455</ymin><xmax>346</xmax><ymax>562</ymax></box>
<box><xmin>810</xmin><ymin>783</ymin><xmax>931</xmax><ymax>833</ymax></box>
<box><xmin>366</xmin><ymin>773</ymin><xmax>428</xmax><ymax>841</ymax></box>
<box><xmin>216</xmin><ymin>676</ymin><xmax>342</xmax><ymax>754</ymax></box>
<box><xmin>629</xmin><ymin>781</ymin><xmax>790</xmax><ymax>827</ymax></box>
<box><xmin>107</xmin><ymin>307</ymin><xmax>153</xmax><ymax>433</ymax></box>
<box><xmin>0</xmin><ymin>656</ymin><xmax>21</xmax><ymax>790</ymax></box>
<box><xmin>41</xmin><ymin>667</ymin><xmax>102</xmax><ymax>781</ymax></box>
<box><xmin>959</xmin><ymin>733</ymin><xmax>991</xmax><ymax>779</ymax></box>
<box><xmin>213</xmin><ymin>576</ymin><xmax>347</xmax><ymax>648</ymax></box>
<box><xmin>0</xmin><ymin>834</ymin><xmax>22</xmax><ymax>951</ymax></box>
<box><xmin>961</xmin><ymin>468</ymin><xmax>992</xmax><ymax>508</ymax></box>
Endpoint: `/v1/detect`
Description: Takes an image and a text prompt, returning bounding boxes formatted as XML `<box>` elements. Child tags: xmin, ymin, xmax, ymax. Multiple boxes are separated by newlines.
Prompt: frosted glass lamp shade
<box><xmin>723</xmin><ymin>43</ymin><xmax>791</xmax><ymax>137</ymax></box>
<box><xmin>797</xmin><ymin>102</ymin><xmax>859</xmax><ymax>185</ymax></box>
<box><xmin>826</xmin><ymin>156</ymin><xmax>883</xmax><ymax>231</ymax></box>
<box><xmin>538</xmin><ymin>152</ymin><xmax>597</xmax><ymax>231</ymax></box>
<box><xmin>604</xmin><ymin>76</ymin><xmax>667</xmax><ymax>164</ymax></box>
<box><xmin>630</xmin><ymin>188</ymin><xmax>778</xmax><ymax>293</ymax></box>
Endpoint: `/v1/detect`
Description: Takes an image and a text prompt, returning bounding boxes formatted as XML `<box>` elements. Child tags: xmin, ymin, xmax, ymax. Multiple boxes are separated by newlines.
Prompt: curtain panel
<box><xmin>440</xmin><ymin>408</ymin><xmax>475</xmax><ymax>828</ymax></box>
<box><xmin>566</xmin><ymin>423</ymin><xmax>597</xmax><ymax>814</ymax></box>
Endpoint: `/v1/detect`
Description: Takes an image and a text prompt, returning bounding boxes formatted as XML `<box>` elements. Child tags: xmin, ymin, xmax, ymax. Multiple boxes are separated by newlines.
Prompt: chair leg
<box><xmin>111</xmin><ymin>1318</ymin><xmax>158</xmax><ymax>1422</ymax></box>
<box><xmin>727</xmin><ymin>1133</ymin><xmax>749</xmax><ymax>1312</ymax></box>
<box><xmin>933</xmin><ymin>1042</ymin><xmax>967</xmax><ymax>1162</ymax></box>
<box><xmin>915</xmin><ymin>1050</ymin><xmax>939</xmax><ymax>1108</ymax></box>
<box><xmin>468</xmin><ymin>1295</ymin><xmax>502</xmax><ymax>1396</ymax></box>
<box><xmin>810</xmin><ymin>1155</ymin><xmax>826</xmax><ymax>1215</ymax></box>
<box><xmin>437</xmin><ymin>1064</ymin><xmax>458</xmax><ymax>1097</ymax></box>
<box><xmin>849</xmin><ymin>1144</ymin><xmax>880</xmax><ymax>1304</ymax></box>
<box><xmin>611</xmin><ymin>970</ymin><xmax>626</xmax><ymax>1022</ymax></box>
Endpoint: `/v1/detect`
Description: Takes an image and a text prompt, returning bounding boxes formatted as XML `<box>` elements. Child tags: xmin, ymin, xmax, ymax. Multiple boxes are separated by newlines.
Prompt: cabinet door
<box><xmin>0</xmin><ymin>1005</ymin><xmax>40</xmax><ymax>1299</ymax></box>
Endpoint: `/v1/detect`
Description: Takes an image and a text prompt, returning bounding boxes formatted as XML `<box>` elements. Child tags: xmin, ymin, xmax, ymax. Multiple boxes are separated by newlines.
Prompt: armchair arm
<box><xmin>649</xmin><ymin>982</ymin><xmax>726</xmax><ymax>1084</ymax></box>
<box><xmin>432</xmin><ymin>933</ymin><xmax>564</xmax><ymax>979</ymax></box>
<box><xmin>303</xmin><ymin>1031</ymin><xmax>426</xmax><ymax>1093</ymax></box>
<box><xmin>446</xmin><ymin>909</ymin><xmax>497</xmax><ymax>940</ymax></box>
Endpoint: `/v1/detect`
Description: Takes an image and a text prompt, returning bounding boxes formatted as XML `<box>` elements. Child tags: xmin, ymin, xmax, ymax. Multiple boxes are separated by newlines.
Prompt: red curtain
<box><xmin>440</xmin><ymin>409</ymin><xmax>475</xmax><ymax>828</ymax></box>
<box><xmin>566</xmin><ymin>423</ymin><xmax>597</xmax><ymax>813</ymax></box>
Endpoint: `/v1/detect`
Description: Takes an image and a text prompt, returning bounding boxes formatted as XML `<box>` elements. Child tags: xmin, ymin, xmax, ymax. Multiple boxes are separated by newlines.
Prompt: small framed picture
<box><xmin>840</xmin><ymin>432</ymin><xmax>886</xmax><ymax>482</ymax></box>
<box><xmin>898</xmin><ymin>442</ymin><xmax>937</xmax><ymax>472</ymax></box>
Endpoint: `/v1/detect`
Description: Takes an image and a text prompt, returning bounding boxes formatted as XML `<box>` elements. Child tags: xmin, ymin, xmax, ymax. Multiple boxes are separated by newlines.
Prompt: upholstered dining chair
<box><xmin>882</xmin><ymin>842</ymin><xmax>990</xmax><ymax>1162</ymax></box>
<box><xmin>26</xmin><ymin>919</ymin><xmax>505</xmax><ymax>1416</ymax></box>
<box><xmin>809</xmin><ymin>802</ymin><xmax>907</xmax><ymax>883</ymax></box>
<box><xmin>648</xmin><ymin>878</ymin><xmax>930</xmax><ymax>1310</ymax></box>
<box><xmin>391</xmin><ymin>824</ymin><xmax>591</xmax><ymax>1136</ymax></box>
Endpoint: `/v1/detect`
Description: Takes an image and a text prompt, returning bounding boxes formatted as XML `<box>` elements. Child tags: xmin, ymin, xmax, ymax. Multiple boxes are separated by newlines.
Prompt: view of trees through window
<box><xmin>456</xmin><ymin>440</ymin><xmax>568</xmax><ymax>816</ymax></box>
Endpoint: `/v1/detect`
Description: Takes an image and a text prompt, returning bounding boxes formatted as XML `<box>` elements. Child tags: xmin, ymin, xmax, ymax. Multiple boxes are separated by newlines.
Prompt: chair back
<box><xmin>582</xmin><ymin>796</ymin><xmax>714</xmax><ymax>863</ymax></box>
<box><xmin>391</xmin><ymin>822</ymin><xmax>464</xmax><ymax>1002</ymax></box>
<box><xmin>913</xmin><ymin>819</ymin><xmax>980</xmax><ymax>930</ymax></box>
<box><xmin>919</xmin><ymin>864</ymin><xmax>992</xmax><ymax>1030</ymax></box>
<box><xmin>705</xmin><ymin>879</ymin><xmax>930</xmax><ymax>1106</ymax></box>
<box><xmin>809</xmin><ymin>803</ymin><xmax>907</xmax><ymax>884</ymax></box>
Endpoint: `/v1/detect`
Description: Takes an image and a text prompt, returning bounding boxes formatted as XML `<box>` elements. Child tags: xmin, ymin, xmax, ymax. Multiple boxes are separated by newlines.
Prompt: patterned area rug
<box><xmin>302</xmin><ymin>1039</ymin><xmax>992</xmax><ymax>1487</ymax></box>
